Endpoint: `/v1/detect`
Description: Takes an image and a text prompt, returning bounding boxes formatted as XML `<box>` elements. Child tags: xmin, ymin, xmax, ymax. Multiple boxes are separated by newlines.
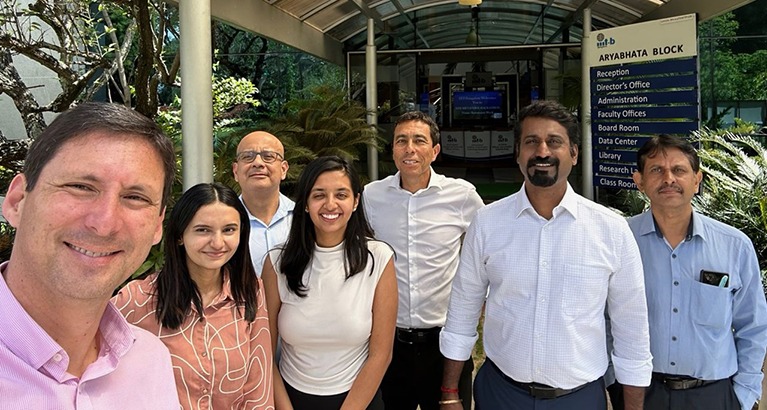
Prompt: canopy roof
<box><xmin>204</xmin><ymin>0</ymin><xmax>754</xmax><ymax>65</ymax></box>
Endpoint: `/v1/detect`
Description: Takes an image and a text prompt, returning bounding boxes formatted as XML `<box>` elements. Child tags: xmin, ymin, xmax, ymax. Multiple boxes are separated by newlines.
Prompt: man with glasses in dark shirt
<box><xmin>233</xmin><ymin>131</ymin><xmax>294</xmax><ymax>277</ymax></box>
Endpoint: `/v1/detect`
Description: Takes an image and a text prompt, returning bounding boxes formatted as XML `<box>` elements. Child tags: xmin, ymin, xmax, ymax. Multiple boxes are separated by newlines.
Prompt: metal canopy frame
<box><xmin>198</xmin><ymin>0</ymin><xmax>755</xmax><ymax>65</ymax></box>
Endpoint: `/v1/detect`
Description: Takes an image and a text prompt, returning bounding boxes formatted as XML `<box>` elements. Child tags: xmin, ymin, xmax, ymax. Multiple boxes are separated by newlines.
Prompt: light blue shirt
<box><xmin>241</xmin><ymin>193</ymin><xmax>294</xmax><ymax>277</ymax></box>
<box><xmin>628</xmin><ymin>210</ymin><xmax>767</xmax><ymax>410</ymax></box>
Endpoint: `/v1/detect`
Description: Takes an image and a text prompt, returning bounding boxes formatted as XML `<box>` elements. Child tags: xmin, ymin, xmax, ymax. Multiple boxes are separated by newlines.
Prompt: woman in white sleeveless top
<box><xmin>262</xmin><ymin>156</ymin><xmax>397</xmax><ymax>410</ymax></box>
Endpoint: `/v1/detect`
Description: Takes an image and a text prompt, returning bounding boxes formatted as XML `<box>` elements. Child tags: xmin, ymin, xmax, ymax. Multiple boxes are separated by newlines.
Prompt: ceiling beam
<box><xmin>546</xmin><ymin>0</ymin><xmax>600</xmax><ymax>43</ymax></box>
<box><xmin>390</xmin><ymin>0</ymin><xmax>431</xmax><ymax>48</ymax></box>
<box><xmin>348</xmin><ymin>0</ymin><xmax>414</xmax><ymax>50</ymax></box>
<box><xmin>165</xmin><ymin>0</ymin><xmax>344</xmax><ymax>66</ymax></box>
<box><xmin>638</xmin><ymin>0</ymin><xmax>756</xmax><ymax>22</ymax></box>
<box><xmin>524</xmin><ymin>0</ymin><xmax>557</xmax><ymax>44</ymax></box>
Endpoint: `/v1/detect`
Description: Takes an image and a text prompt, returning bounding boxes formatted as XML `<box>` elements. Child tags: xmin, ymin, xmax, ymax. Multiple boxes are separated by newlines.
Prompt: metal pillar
<box><xmin>365</xmin><ymin>18</ymin><xmax>379</xmax><ymax>181</ymax></box>
<box><xmin>581</xmin><ymin>7</ymin><xmax>594</xmax><ymax>200</ymax></box>
<box><xmin>179</xmin><ymin>0</ymin><xmax>214</xmax><ymax>189</ymax></box>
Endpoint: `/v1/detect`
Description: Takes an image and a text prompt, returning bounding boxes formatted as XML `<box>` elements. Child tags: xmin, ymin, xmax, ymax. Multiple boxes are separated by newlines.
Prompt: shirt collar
<box><xmin>646</xmin><ymin>209</ymin><xmax>700</xmax><ymax>242</ymax></box>
<box><xmin>240</xmin><ymin>193</ymin><xmax>295</xmax><ymax>226</ymax></box>
<box><xmin>0</xmin><ymin>262</ymin><xmax>63</xmax><ymax>370</ymax></box>
<box><xmin>388</xmin><ymin>167</ymin><xmax>444</xmax><ymax>194</ymax></box>
<box><xmin>0</xmin><ymin>262</ymin><xmax>136</xmax><ymax>380</ymax></box>
<box><xmin>514</xmin><ymin>182</ymin><xmax>578</xmax><ymax>220</ymax></box>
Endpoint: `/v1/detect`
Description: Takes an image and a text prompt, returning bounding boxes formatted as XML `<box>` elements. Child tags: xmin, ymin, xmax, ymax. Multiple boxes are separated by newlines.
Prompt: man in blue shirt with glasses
<box><xmin>233</xmin><ymin>131</ymin><xmax>294</xmax><ymax>277</ymax></box>
<box><xmin>629</xmin><ymin>135</ymin><xmax>767</xmax><ymax>409</ymax></box>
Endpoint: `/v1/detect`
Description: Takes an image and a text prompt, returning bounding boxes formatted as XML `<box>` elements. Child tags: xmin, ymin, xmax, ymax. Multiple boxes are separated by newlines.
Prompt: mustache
<box><xmin>526</xmin><ymin>157</ymin><xmax>559</xmax><ymax>168</ymax></box>
<box><xmin>657</xmin><ymin>184</ymin><xmax>683</xmax><ymax>194</ymax></box>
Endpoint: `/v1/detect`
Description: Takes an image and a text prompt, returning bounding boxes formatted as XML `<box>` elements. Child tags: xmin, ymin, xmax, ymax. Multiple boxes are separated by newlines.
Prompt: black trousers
<box><xmin>284</xmin><ymin>379</ymin><xmax>385</xmax><ymax>410</ymax></box>
<box><xmin>380</xmin><ymin>333</ymin><xmax>474</xmax><ymax>410</ymax></box>
<box><xmin>609</xmin><ymin>377</ymin><xmax>740</xmax><ymax>410</ymax></box>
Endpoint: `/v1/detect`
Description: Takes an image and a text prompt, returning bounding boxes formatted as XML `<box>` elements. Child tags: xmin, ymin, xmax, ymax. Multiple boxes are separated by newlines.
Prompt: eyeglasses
<box><xmin>236</xmin><ymin>150</ymin><xmax>284</xmax><ymax>164</ymax></box>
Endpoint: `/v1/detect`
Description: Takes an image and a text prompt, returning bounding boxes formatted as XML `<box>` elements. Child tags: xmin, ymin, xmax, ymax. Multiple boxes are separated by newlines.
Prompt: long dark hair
<box><xmin>279</xmin><ymin>156</ymin><xmax>375</xmax><ymax>296</ymax></box>
<box><xmin>155</xmin><ymin>182</ymin><xmax>258</xmax><ymax>329</ymax></box>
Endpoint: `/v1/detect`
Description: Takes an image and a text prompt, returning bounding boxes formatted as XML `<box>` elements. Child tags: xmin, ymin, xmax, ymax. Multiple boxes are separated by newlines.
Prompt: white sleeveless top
<box><xmin>269</xmin><ymin>240</ymin><xmax>394</xmax><ymax>395</ymax></box>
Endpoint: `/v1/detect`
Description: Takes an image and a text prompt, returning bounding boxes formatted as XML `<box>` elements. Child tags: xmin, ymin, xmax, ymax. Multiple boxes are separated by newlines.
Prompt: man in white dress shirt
<box><xmin>233</xmin><ymin>131</ymin><xmax>294</xmax><ymax>276</ymax></box>
<box><xmin>365</xmin><ymin>111</ymin><xmax>484</xmax><ymax>410</ymax></box>
<box><xmin>439</xmin><ymin>100</ymin><xmax>653</xmax><ymax>409</ymax></box>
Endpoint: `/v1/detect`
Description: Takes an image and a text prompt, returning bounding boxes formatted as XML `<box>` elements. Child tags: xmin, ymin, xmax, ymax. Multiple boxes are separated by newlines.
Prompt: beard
<box><xmin>526</xmin><ymin>157</ymin><xmax>559</xmax><ymax>187</ymax></box>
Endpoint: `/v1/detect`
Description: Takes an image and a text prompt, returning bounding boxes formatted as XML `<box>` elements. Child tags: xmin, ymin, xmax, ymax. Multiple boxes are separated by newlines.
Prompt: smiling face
<box><xmin>2</xmin><ymin>132</ymin><xmax>165</xmax><ymax>303</ymax></box>
<box><xmin>233</xmin><ymin>131</ymin><xmax>288</xmax><ymax>195</ymax></box>
<box><xmin>181</xmin><ymin>201</ymin><xmax>241</xmax><ymax>278</ymax></box>
<box><xmin>516</xmin><ymin>116</ymin><xmax>578</xmax><ymax>191</ymax></box>
<box><xmin>633</xmin><ymin>147</ymin><xmax>702</xmax><ymax>214</ymax></box>
<box><xmin>306</xmin><ymin>170</ymin><xmax>360</xmax><ymax>247</ymax></box>
<box><xmin>392</xmin><ymin>120</ymin><xmax>440</xmax><ymax>192</ymax></box>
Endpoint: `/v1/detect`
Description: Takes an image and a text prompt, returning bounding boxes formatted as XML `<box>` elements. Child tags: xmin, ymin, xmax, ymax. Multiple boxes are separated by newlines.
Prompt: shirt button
<box><xmin>672</xmin><ymin>336</ymin><xmax>677</xmax><ymax>341</ymax></box>
<box><xmin>203</xmin><ymin>388</ymin><xmax>209</xmax><ymax>394</ymax></box>
<box><xmin>541</xmin><ymin>261</ymin><xmax>548</xmax><ymax>267</ymax></box>
<box><xmin>673</xmin><ymin>308</ymin><xmax>678</xmax><ymax>313</ymax></box>
<box><xmin>670</xmin><ymin>362</ymin><xmax>676</xmax><ymax>366</ymax></box>
<box><xmin>53</xmin><ymin>353</ymin><xmax>63</xmax><ymax>362</ymax></box>
<box><xmin>673</xmin><ymin>281</ymin><xmax>679</xmax><ymax>286</ymax></box>
<box><xmin>201</xmin><ymin>352</ymin><xmax>207</xmax><ymax>357</ymax></box>
<box><xmin>672</xmin><ymin>254</ymin><xmax>677</xmax><ymax>259</ymax></box>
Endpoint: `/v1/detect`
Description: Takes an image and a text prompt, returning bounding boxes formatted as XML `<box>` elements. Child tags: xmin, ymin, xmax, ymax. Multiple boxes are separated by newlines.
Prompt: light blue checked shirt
<box><xmin>628</xmin><ymin>210</ymin><xmax>767</xmax><ymax>410</ymax></box>
<box><xmin>241</xmin><ymin>193</ymin><xmax>294</xmax><ymax>277</ymax></box>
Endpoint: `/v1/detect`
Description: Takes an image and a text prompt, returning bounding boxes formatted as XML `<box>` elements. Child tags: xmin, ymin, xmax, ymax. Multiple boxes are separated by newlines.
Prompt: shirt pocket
<box><xmin>690</xmin><ymin>280</ymin><xmax>732</xmax><ymax>328</ymax></box>
<box><xmin>561</xmin><ymin>267</ymin><xmax>609</xmax><ymax>319</ymax></box>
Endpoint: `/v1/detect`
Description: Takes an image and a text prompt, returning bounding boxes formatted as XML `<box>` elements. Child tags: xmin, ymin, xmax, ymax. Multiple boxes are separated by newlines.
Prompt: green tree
<box><xmin>699</xmin><ymin>11</ymin><xmax>767</xmax><ymax>128</ymax></box>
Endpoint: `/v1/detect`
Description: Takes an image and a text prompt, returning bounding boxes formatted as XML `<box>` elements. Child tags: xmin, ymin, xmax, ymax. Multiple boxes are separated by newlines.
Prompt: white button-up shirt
<box><xmin>441</xmin><ymin>183</ymin><xmax>652</xmax><ymax>389</ymax></box>
<box><xmin>364</xmin><ymin>169</ymin><xmax>484</xmax><ymax>329</ymax></box>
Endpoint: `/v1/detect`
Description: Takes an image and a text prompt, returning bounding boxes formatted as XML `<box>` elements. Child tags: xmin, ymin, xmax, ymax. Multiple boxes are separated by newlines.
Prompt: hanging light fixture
<box><xmin>458</xmin><ymin>0</ymin><xmax>482</xmax><ymax>5</ymax></box>
<box><xmin>465</xmin><ymin>5</ymin><xmax>480</xmax><ymax>46</ymax></box>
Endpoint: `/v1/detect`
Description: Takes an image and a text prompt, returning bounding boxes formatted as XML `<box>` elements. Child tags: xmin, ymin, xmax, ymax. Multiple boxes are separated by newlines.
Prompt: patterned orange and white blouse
<box><xmin>112</xmin><ymin>273</ymin><xmax>274</xmax><ymax>410</ymax></box>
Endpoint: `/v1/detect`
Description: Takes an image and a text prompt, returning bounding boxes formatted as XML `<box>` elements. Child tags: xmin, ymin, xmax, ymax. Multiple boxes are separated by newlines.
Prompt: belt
<box><xmin>652</xmin><ymin>373</ymin><xmax>719</xmax><ymax>390</ymax></box>
<box><xmin>395</xmin><ymin>327</ymin><xmax>441</xmax><ymax>344</ymax></box>
<box><xmin>488</xmin><ymin>359</ymin><xmax>590</xmax><ymax>399</ymax></box>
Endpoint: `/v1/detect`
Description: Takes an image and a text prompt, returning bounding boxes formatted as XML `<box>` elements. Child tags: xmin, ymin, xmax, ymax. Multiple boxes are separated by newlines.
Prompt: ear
<box><xmin>232</xmin><ymin>162</ymin><xmax>240</xmax><ymax>183</ymax></box>
<box><xmin>280</xmin><ymin>160</ymin><xmax>289</xmax><ymax>181</ymax></box>
<box><xmin>632</xmin><ymin>171</ymin><xmax>644</xmax><ymax>192</ymax></box>
<box><xmin>694</xmin><ymin>170</ymin><xmax>702</xmax><ymax>194</ymax></box>
<box><xmin>431</xmin><ymin>144</ymin><xmax>441</xmax><ymax>162</ymax></box>
<box><xmin>354</xmin><ymin>193</ymin><xmax>360</xmax><ymax>210</ymax></box>
<box><xmin>570</xmin><ymin>144</ymin><xmax>579</xmax><ymax>166</ymax></box>
<box><xmin>2</xmin><ymin>174</ymin><xmax>28</xmax><ymax>228</ymax></box>
<box><xmin>152</xmin><ymin>208</ymin><xmax>165</xmax><ymax>245</ymax></box>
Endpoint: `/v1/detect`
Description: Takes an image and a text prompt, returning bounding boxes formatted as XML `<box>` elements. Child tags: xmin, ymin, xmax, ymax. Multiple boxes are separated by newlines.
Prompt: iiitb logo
<box><xmin>596</xmin><ymin>33</ymin><xmax>615</xmax><ymax>48</ymax></box>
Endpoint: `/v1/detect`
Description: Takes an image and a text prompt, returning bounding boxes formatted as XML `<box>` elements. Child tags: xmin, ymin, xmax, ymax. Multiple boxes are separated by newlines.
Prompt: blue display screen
<box><xmin>452</xmin><ymin>90</ymin><xmax>505</xmax><ymax>124</ymax></box>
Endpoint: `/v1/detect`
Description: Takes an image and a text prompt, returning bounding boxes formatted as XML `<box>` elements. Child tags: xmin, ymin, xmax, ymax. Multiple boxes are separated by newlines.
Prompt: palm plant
<box><xmin>691</xmin><ymin>128</ymin><xmax>767</xmax><ymax>291</ymax></box>
<box><xmin>267</xmin><ymin>84</ymin><xmax>384</xmax><ymax>184</ymax></box>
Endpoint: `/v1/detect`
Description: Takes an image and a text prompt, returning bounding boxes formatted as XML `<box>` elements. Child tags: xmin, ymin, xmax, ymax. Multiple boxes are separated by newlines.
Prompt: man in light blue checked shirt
<box><xmin>628</xmin><ymin>135</ymin><xmax>767</xmax><ymax>409</ymax></box>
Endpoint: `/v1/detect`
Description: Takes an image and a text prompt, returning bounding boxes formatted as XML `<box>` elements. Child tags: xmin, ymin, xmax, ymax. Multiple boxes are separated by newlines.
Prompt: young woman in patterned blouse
<box><xmin>113</xmin><ymin>182</ymin><xmax>274</xmax><ymax>409</ymax></box>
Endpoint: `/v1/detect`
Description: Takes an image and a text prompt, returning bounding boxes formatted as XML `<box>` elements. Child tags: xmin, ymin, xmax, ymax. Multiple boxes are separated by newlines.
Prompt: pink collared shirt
<box><xmin>0</xmin><ymin>262</ymin><xmax>180</xmax><ymax>410</ymax></box>
<box><xmin>113</xmin><ymin>273</ymin><xmax>274</xmax><ymax>410</ymax></box>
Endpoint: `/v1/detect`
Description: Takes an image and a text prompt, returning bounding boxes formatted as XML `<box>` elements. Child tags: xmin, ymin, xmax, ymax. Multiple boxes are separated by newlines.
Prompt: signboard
<box><xmin>587</xmin><ymin>13</ymin><xmax>699</xmax><ymax>189</ymax></box>
<box><xmin>464</xmin><ymin>131</ymin><xmax>490</xmax><ymax>158</ymax></box>
<box><xmin>490</xmin><ymin>130</ymin><xmax>514</xmax><ymax>158</ymax></box>
<box><xmin>587</xmin><ymin>14</ymin><xmax>697</xmax><ymax>67</ymax></box>
<box><xmin>441</xmin><ymin>130</ymin><xmax>465</xmax><ymax>157</ymax></box>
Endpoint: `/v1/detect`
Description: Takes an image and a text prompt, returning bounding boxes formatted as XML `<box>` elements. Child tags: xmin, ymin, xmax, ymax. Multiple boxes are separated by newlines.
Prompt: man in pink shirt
<box><xmin>0</xmin><ymin>103</ymin><xmax>180</xmax><ymax>409</ymax></box>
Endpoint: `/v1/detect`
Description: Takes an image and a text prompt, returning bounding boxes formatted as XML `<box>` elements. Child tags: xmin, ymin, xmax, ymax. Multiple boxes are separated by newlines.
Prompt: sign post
<box><xmin>585</xmin><ymin>14</ymin><xmax>699</xmax><ymax>191</ymax></box>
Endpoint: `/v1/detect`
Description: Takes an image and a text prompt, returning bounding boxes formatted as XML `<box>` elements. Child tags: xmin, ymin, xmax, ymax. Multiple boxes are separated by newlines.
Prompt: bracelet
<box><xmin>440</xmin><ymin>386</ymin><xmax>459</xmax><ymax>394</ymax></box>
<box><xmin>438</xmin><ymin>399</ymin><xmax>463</xmax><ymax>405</ymax></box>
